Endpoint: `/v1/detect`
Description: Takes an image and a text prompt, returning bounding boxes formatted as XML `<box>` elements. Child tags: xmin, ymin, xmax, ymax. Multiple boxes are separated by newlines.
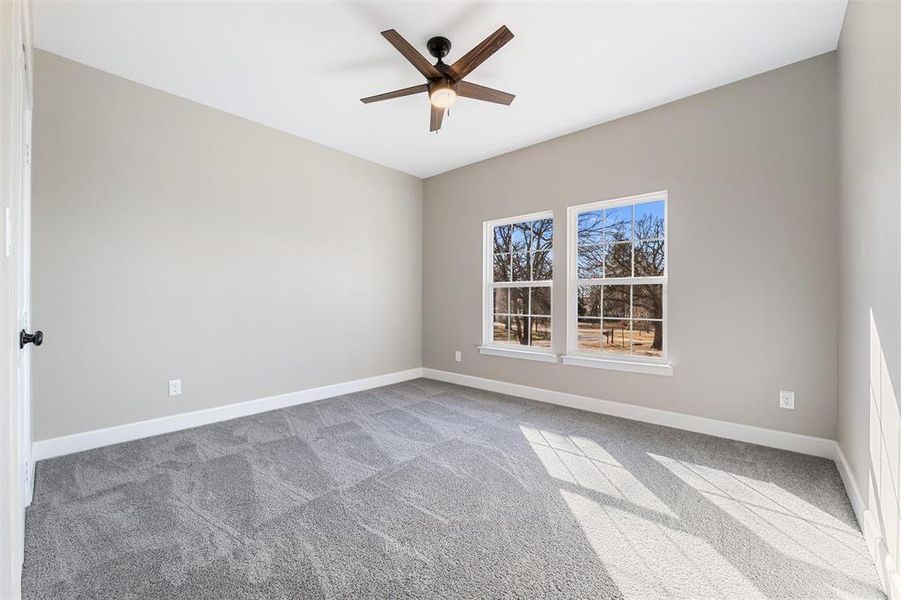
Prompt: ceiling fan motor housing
<box><xmin>427</xmin><ymin>36</ymin><xmax>452</xmax><ymax>61</ymax></box>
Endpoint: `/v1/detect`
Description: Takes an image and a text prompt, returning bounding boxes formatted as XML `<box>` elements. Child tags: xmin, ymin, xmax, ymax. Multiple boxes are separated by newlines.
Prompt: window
<box><xmin>566</xmin><ymin>192</ymin><xmax>667</xmax><ymax>364</ymax></box>
<box><xmin>482</xmin><ymin>212</ymin><xmax>554</xmax><ymax>358</ymax></box>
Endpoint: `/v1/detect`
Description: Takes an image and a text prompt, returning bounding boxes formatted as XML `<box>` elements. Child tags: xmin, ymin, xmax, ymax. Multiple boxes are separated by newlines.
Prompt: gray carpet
<box><xmin>23</xmin><ymin>378</ymin><xmax>883</xmax><ymax>599</ymax></box>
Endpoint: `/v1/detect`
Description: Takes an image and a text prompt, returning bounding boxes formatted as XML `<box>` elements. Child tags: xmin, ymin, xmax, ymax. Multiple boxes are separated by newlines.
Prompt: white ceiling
<box><xmin>33</xmin><ymin>1</ymin><xmax>847</xmax><ymax>178</ymax></box>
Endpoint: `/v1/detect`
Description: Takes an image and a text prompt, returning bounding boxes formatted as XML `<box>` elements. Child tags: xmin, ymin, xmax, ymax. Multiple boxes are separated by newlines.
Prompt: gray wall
<box><xmin>423</xmin><ymin>53</ymin><xmax>839</xmax><ymax>439</ymax></box>
<box><xmin>836</xmin><ymin>0</ymin><xmax>901</xmax><ymax>577</ymax></box>
<box><xmin>32</xmin><ymin>51</ymin><xmax>422</xmax><ymax>441</ymax></box>
<box><xmin>33</xmin><ymin>47</ymin><xmax>847</xmax><ymax>445</ymax></box>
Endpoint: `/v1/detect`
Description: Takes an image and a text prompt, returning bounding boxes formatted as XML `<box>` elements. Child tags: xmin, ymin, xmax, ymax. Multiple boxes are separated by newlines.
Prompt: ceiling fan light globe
<box><xmin>429</xmin><ymin>88</ymin><xmax>457</xmax><ymax>109</ymax></box>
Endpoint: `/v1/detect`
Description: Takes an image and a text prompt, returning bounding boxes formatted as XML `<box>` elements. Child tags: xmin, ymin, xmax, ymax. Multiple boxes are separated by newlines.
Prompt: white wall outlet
<box><xmin>168</xmin><ymin>379</ymin><xmax>182</xmax><ymax>397</ymax></box>
<box><xmin>454</xmin><ymin>350</ymin><xmax>462</xmax><ymax>362</ymax></box>
<box><xmin>779</xmin><ymin>390</ymin><xmax>794</xmax><ymax>410</ymax></box>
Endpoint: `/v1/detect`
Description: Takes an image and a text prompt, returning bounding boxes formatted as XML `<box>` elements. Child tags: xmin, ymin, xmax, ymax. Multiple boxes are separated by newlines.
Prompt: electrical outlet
<box><xmin>168</xmin><ymin>379</ymin><xmax>182</xmax><ymax>397</ymax></box>
<box><xmin>779</xmin><ymin>390</ymin><xmax>794</xmax><ymax>410</ymax></box>
<box><xmin>454</xmin><ymin>350</ymin><xmax>462</xmax><ymax>362</ymax></box>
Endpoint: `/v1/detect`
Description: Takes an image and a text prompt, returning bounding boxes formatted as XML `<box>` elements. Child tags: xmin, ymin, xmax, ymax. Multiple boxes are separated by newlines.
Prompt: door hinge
<box><xmin>4</xmin><ymin>206</ymin><xmax>10</xmax><ymax>258</ymax></box>
<box><xmin>24</xmin><ymin>143</ymin><xmax>30</xmax><ymax>166</ymax></box>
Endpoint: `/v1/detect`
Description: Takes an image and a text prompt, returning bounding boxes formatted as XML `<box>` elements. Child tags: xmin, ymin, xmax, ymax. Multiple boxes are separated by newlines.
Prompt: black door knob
<box><xmin>20</xmin><ymin>330</ymin><xmax>43</xmax><ymax>349</ymax></box>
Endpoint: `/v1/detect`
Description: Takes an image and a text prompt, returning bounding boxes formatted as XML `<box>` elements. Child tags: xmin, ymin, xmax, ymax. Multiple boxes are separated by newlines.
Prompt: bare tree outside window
<box><xmin>489</xmin><ymin>215</ymin><xmax>553</xmax><ymax>349</ymax></box>
<box><xmin>572</xmin><ymin>195</ymin><xmax>666</xmax><ymax>359</ymax></box>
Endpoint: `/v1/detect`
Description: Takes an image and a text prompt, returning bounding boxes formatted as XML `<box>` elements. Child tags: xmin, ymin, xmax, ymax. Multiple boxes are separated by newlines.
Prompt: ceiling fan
<box><xmin>360</xmin><ymin>26</ymin><xmax>515</xmax><ymax>132</ymax></box>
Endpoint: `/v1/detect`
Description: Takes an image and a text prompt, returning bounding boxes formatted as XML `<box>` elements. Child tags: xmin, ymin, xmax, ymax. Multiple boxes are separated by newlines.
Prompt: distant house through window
<box><xmin>483</xmin><ymin>212</ymin><xmax>554</xmax><ymax>352</ymax></box>
<box><xmin>567</xmin><ymin>192</ymin><xmax>667</xmax><ymax>361</ymax></box>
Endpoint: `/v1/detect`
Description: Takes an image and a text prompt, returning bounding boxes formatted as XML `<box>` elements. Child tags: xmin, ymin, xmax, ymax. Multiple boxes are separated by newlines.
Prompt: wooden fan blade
<box><xmin>449</xmin><ymin>25</ymin><xmax>513</xmax><ymax>81</ymax></box>
<box><xmin>361</xmin><ymin>84</ymin><xmax>428</xmax><ymax>104</ymax></box>
<box><xmin>381</xmin><ymin>30</ymin><xmax>441</xmax><ymax>79</ymax></box>
<box><xmin>456</xmin><ymin>81</ymin><xmax>515</xmax><ymax>105</ymax></box>
<box><xmin>430</xmin><ymin>104</ymin><xmax>444</xmax><ymax>132</ymax></box>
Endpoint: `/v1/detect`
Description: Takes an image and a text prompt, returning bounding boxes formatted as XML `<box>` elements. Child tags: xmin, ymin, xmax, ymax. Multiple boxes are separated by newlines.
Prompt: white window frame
<box><xmin>563</xmin><ymin>191</ymin><xmax>672</xmax><ymax>376</ymax></box>
<box><xmin>480</xmin><ymin>210</ymin><xmax>557</xmax><ymax>363</ymax></box>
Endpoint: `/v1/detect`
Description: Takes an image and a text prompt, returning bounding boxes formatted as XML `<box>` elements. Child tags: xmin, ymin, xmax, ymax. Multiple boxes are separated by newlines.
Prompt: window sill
<box><xmin>561</xmin><ymin>354</ymin><xmax>673</xmax><ymax>376</ymax></box>
<box><xmin>478</xmin><ymin>346</ymin><xmax>559</xmax><ymax>363</ymax></box>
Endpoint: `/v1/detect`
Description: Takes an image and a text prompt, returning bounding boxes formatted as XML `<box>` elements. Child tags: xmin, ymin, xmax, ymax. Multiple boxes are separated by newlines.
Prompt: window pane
<box><xmin>493</xmin><ymin>315</ymin><xmax>511</xmax><ymax>344</ymax></box>
<box><xmin>634</xmin><ymin>240</ymin><xmax>664</xmax><ymax>276</ymax></box>
<box><xmin>602</xmin><ymin>319</ymin><xmax>631</xmax><ymax>354</ymax></box>
<box><xmin>577</xmin><ymin>245</ymin><xmax>604</xmax><ymax>279</ymax></box>
<box><xmin>510</xmin><ymin>315</ymin><xmax>530</xmax><ymax>345</ymax></box>
<box><xmin>578</xmin><ymin>318</ymin><xmax>601</xmax><ymax>351</ymax></box>
<box><xmin>531</xmin><ymin>218</ymin><xmax>554</xmax><ymax>252</ymax></box>
<box><xmin>510</xmin><ymin>287</ymin><xmax>529</xmax><ymax>315</ymax></box>
<box><xmin>512</xmin><ymin>252</ymin><xmax>530</xmax><ymax>281</ymax></box>
<box><xmin>531</xmin><ymin>287</ymin><xmax>551</xmax><ymax>316</ymax></box>
<box><xmin>605</xmin><ymin>243</ymin><xmax>632</xmax><ymax>277</ymax></box>
<box><xmin>493</xmin><ymin>253</ymin><xmax>511</xmax><ymax>282</ymax></box>
<box><xmin>603</xmin><ymin>284</ymin><xmax>630</xmax><ymax>318</ymax></box>
<box><xmin>632</xmin><ymin>320</ymin><xmax>663</xmax><ymax>357</ymax></box>
<box><xmin>530</xmin><ymin>317</ymin><xmax>551</xmax><ymax>348</ymax></box>
<box><xmin>604</xmin><ymin>206</ymin><xmax>632</xmax><ymax>242</ymax></box>
<box><xmin>633</xmin><ymin>284</ymin><xmax>663</xmax><ymax>319</ymax></box>
<box><xmin>493</xmin><ymin>225</ymin><xmax>511</xmax><ymax>254</ymax></box>
<box><xmin>566</xmin><ymin>199</ymin><xmax>666</xmax><ymax>358</ymax></box>
<box><xmin>532</xmin><ymin>250</ymin><xmax>553</xmax><ymax>281</ymax></box>
<box><xmin>634</xmin><ymin>201</ymin><xmax>665</xmax><ymax>240</ymax></box>
<box><xmin>578</xmin><ymin>285</ymin><xmax>602</xmax><ymax>317</ymax></box>
<box><xmin>578</xmin><ymin>210</ymin><xmax>603</xmax><ymax>245</ymax></box>
<box><xmin>512</xmin><ymin>222</ymin><xmax>531</xmax><ymax>252</ymax></box>
<box><xmin>487</xmin><ymin>214</ymin><xmax>555</xmax><ymax>351</ymax></box>
<box><xmin>493</xmin><ymin>288</ymin><xmax>509</xmax><ymax>314</ymax></box>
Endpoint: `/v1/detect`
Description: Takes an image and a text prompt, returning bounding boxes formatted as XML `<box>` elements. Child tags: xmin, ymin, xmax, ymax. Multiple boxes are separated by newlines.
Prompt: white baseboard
<box><xmin>32</xmin><ymin>367</ymin><xmax>424</xmax><ymax>461</ymax></box>
<box><xmin>835</xmin><ymin>444</ymin><xmax>901</xmax><ymax>599</ymax></box>
<box><xmin>33</xmin><ymin>366</ymin><xmax>837</xmax><ymax>463</ymax></box>
<box><xmin>834</xmin><ymin>444</ymin><xmax>866</xmax><ymax>527</ymax></box>
<box><xmin>422</xmin><ymin>368</ymin><xmax>837</xmax><ymax>458</ymax></box>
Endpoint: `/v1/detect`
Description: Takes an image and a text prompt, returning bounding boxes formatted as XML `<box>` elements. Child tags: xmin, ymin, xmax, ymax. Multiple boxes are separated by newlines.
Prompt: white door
<box><xmin>1</xmin><ymin>1</ymin><xmax>33</xmax><ymax>597</ymax></box>
<box><xmin>17</xmin><ymin>81</ymin><xmax>34</xmax><ymax>511</ymax></box>
<box><xmin>12</xmin><ymin>0</ymin><xmax>34</xmax><ymax>561</ymax></box>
